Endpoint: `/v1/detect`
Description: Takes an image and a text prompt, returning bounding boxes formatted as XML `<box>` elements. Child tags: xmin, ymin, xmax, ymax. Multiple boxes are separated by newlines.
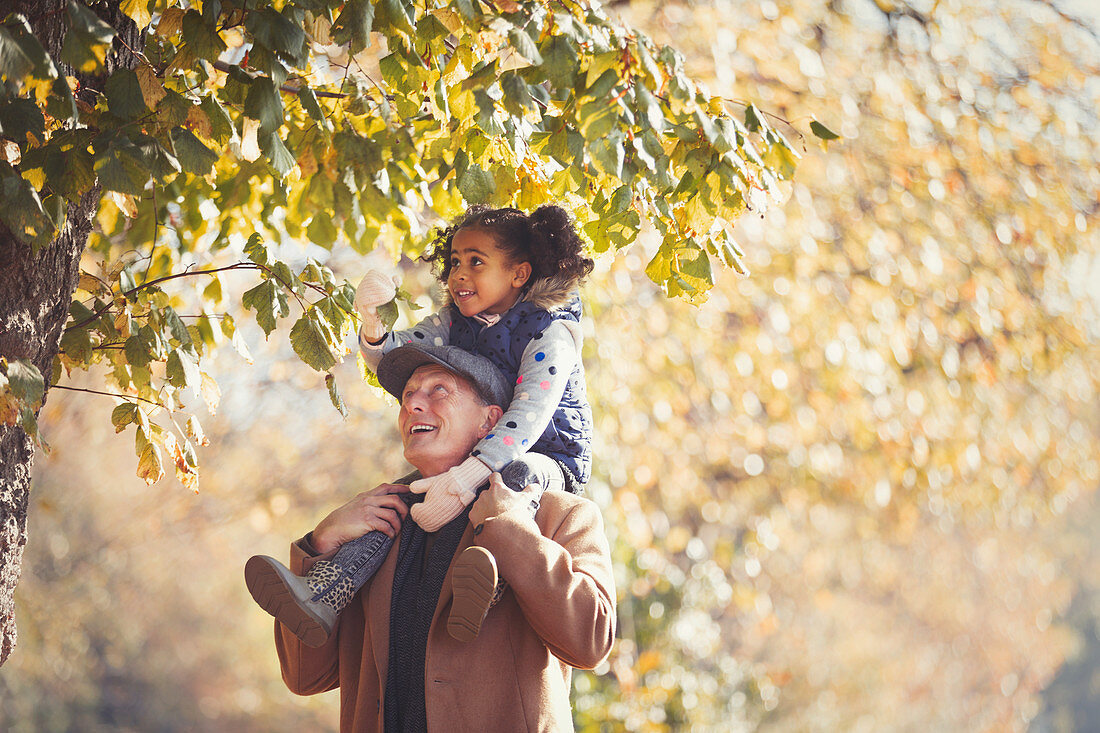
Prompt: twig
<box><xmin>211</xmin><ymin>59</ymin><xmax>348</xmax><ymax>98</ymax></box>
<box><xmin>51</xmin><ymin>384</ymin><xmax>167</xmax><ymax>410</ymax></box>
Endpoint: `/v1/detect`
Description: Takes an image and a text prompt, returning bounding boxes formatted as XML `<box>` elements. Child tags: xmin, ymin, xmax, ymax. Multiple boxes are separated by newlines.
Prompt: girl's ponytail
<box><xmin>528</xmin><ymin>205</ymin><xmax>594</xmax><ymax>285</ymax></box>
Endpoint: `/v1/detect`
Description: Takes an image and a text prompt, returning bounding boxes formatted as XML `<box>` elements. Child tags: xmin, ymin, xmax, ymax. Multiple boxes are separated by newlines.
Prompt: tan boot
<box><xmin>245</xmin><ymin>555</ymin><xmax>343</xmax><ymax>647</ymax></box>
<box><xmin>447</xmin><ymin>546</ymin><xmax>501</xmax><ymax>642</ymax></box>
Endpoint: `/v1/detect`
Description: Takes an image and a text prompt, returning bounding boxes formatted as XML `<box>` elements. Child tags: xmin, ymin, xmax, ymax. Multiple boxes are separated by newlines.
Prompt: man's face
<box><xmin>398</xmin><ymin>364</ymin><xmax>498</xmax><ymax>476</ymax></box>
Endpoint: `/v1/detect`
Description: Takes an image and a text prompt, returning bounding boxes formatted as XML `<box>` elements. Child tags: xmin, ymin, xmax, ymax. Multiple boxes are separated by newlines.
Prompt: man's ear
<box><xmin>511</xmin><ymin>261</ymin><xmax>532</xmax><ymax>288</ymax></box>
<box><xmin>479</xmin><ymin>405</ymin><xmax>504</xmax><ymax>437</ymax></box>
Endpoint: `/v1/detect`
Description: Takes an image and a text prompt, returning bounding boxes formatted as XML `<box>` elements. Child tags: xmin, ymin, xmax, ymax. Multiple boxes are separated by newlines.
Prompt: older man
<box><xmin>255</xmin><ymin>344</ymin><xmax>615</xmax><ymax>731</ymax></box>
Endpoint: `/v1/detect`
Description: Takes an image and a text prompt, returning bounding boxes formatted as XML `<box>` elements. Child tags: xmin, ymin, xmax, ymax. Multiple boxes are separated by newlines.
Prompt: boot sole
<box><xmin>244</xmin><ymin>555</ymin><xmax>331</xmax><ymax>648</ymax></box>
<box><xmin>448</xmin><ymin>546</ymin><xmax>498</xmax><ymax>643</ymax></box>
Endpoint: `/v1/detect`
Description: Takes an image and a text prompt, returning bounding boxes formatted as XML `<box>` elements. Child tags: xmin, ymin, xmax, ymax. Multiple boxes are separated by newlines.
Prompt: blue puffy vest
<box><xmin>448</xmin><ymin>297</ymin><xmax>592</xmax><ymax>488</ymax></box>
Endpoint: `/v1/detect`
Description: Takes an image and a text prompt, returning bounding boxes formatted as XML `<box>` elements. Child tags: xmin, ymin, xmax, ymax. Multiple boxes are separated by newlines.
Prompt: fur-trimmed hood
<box><xmin>520</xmin><ymin>273</ymin><xmax>579</xmax><ymax>312</ymax></box>
<box><xmin>443</xmin><ymin>273</ymin><xmax>580</xmax><ymax>314</ymax></box>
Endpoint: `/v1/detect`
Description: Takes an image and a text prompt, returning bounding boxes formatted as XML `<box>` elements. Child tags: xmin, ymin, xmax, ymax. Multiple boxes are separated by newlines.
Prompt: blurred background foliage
<box><xmin>3</xmin><ymin>0</ymin><xmax>1099</xmax><ymax>730</ymax></box>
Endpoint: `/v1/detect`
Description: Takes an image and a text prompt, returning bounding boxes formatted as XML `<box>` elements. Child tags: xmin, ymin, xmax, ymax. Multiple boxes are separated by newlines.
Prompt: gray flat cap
<box><xmin>377</xmin><ymin>344</ymin><xmax>513</xmax><ymax>407</ymax></box>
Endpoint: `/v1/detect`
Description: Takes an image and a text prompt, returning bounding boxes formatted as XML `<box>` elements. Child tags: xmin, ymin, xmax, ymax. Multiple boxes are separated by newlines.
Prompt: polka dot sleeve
<box><xmin>470</xmin><ymin>320</ymin><xmax>579</xmax><ymax>472</ymax></box>
<box><xmin>358</xmin><ymin>308</ymin><xmax>453</xmax><ymax>371</ymax></box>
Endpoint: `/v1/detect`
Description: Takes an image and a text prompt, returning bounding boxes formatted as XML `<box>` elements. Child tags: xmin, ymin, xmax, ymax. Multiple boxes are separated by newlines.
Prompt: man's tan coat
<box><xmin>274</xmin><ymin>490</ymin><xmax>616</xmax><ymax>732</ymax></box>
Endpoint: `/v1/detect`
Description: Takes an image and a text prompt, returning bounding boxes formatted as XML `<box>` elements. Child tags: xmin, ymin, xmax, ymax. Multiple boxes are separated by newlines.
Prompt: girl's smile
<box><xmin>447</xmin><ymin>228</ymin><xmax>532</xmax><ymax>317</ymax></box>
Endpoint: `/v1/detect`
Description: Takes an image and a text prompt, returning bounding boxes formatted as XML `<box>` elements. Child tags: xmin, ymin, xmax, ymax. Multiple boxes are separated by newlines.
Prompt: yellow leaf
<box><xmin>113</xmin><ymin>311</ymin><xmax>132</xmax><ymax>338</ymax></box>
<box><xmin>200</xmin><ymin>372</ymin><xmax>220</xmax><ymax>413</ymax></box>
<box><xmin>432</xmin><ymin>7</ymin><xmax>463</xmax><ymax>34</ymax></box>
<box><xmin>136</xmin><ymin>442</ymin><xmax>163</xmax><ymax>485</ymax></box>
<box><xmin>156</xmin><ymin>7</ymin><xmax>185</xmax><ymax>37</ymax></box>
<box><xmin>78</xmin><ymin>272</ymin><xmax>105</xmax><ymax>294</ymax></box>
<box><xmin>297</xmin><ymin>144</ymin><xmax>319</xmax><ymax>178</ymax></box>
<box><xmin>186</xmin><ymin>104</ymin><xmax>213</xmax><ymax>142</ymax></box>
<box><xmin>108</xmin><ymin>190</ymin><xmax>139</xmax><ymax>218</ymax></box>
<box><xmin>120</xmin><ymin>0</ymin><xmax>153</xmax><ymax>29</ymax></box>
<box><xmin>135</xmin><ymin>63</ymin><xmax>167</xmax><ymax>109</ymax></box>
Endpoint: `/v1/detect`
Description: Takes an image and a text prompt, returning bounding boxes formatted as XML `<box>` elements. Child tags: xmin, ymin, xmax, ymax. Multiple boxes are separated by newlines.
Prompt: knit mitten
<box><xmin>409</xmin><ymin>457</ymin><xmax>492</xmax><ymax>532</ymax></box>
<box><xmin>355</xmin><ymin>270</ymin><xmax>398</xmax><ymax>342</ymax></box>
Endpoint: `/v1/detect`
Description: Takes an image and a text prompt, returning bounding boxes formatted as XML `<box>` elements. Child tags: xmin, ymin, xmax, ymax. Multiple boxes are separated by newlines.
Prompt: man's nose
<box><xmin>403</xmin><ymin>390</ymin><xmax>428</xmax><ymax>412</ymax></box>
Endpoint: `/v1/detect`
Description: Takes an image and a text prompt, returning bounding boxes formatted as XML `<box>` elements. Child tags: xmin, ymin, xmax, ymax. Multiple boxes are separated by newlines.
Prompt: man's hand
<box><xmin>355</xmin><ymin>270</ymin><xmax>399</xmax><ymax>341</ymax></box>
<box><xmin>469</xmin><ymin>472</ymin><xmax>541</xmax><ymax>530</ymax></box>
<box><xmin>312</xmin><ymin>483</ymin><xmax>409</xmax><ymax>554</ymax></box>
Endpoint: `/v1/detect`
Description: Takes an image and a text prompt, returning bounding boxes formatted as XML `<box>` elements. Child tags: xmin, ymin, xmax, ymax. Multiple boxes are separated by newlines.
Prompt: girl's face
<box><xmin>447</xmin><ymin>228</ymin><xmax>531</xmax><ymax>317</ymax></box>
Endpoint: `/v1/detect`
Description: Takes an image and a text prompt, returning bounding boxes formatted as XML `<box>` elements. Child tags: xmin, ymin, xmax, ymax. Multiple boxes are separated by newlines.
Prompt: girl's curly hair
<box><xmin>422</xmin><ymin>205</ymin><xmax>594</xmax><ymax>290</ymax></box>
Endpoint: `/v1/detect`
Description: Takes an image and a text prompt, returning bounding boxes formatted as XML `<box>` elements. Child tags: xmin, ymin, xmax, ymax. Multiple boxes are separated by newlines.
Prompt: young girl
<box><xmin>246</xmin><ymin>205</ymin><xmax>594</xmax><ymax>645</ymax></box>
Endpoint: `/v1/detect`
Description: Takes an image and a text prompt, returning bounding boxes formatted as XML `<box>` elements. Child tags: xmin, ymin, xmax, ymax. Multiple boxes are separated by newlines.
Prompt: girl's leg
<box><xmin>448</xmin><ymin>455</ymin><xmax>566</xmax><ymax>642</ymax></box>
<box><xmin>496</xmin><ymin>452</ymin><xmax>566</xmax><ymax>512</ymax></box>
<box><xmin>245</xmin><ymin>493</ymin><xmax>415</xmax><ymax>647</ymax></box>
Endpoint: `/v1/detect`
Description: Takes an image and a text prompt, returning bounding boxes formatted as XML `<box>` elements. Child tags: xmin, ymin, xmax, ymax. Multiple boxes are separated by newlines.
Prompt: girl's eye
<box><xmin>470</xmin><ymin>257</ymin><xmax>483</xmax><ymax>266</ymax></box>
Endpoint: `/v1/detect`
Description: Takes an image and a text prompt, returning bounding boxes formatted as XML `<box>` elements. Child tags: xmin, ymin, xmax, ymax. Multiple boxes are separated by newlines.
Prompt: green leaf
<box><xmin>0</xmin><ymin>98</ymin><xmax>45</xmax><ymax>147</ymax></box>
<box><xmin>260</xmin><ymin>132</ymin><xmax>295</xmax><ymax>177</ymax></box>
<box><xmin>111</xmin><ymin>402</ymin><xmax>138</xmax><ymax>432</ymax></box>
<box><xmin>4</xmin><ymin>17</ymin><xmax>56</xmax><ymax>79</ymax></box>
<box><xmin>166</xmin><ymin>347</ymin><xmax>201</xmax><ymax>389</ymax></box>
<box><xmin>0</xmin><ymin>23</ymin><xmax>40</xmax><ymax>82</ymax></box>
<box><xmin>307</xmin><ymin>212</ymin><xmax>338</xmax><ymax>247</ymax></box>
<box><xmin>0</xmin><ymin>163</ymin><xmax>55</xmax><ymax>250</ymax></box>
<box><xmin>332</xmin><ymin>0</ymin><xmax>375</xmax><ymax>54</ymax></box>
<box><xmin>181</xmin><ymin>9</ymin><xmax>226</xmax><ymax>62</ymax></box>
<box><xmin>290</xmin><ymin>313</ymin><xmax>337</xmax><ymax>372</ymax></box>
<box><xmin>3</xmin><ymin>358</ymin><xmax>45</xmax><ymax>407</ymax></box>
<box><xmin>61</xmin><ymin>0</ymin><xmax>117</xmax><ymax>74</ymax></box>
<box><xmin>243</xmin><ymin>233</ymin><xmax>267</xmax><ymax>265</ymax></box>
<box><xmin>377</xmin><ymin>299</ymin><xmax>399</xmax><ymax>331</ymax></box>
<box><xmin>20</xmin><ymin>139</ymin><xmax>95</xmax><ymax>203</ymax></box>
<box><xmin>124</xmin><ymin>334</ymin><xmax>154</xmax><ymax>367</ymax></box>
<box><xmin>241</xmin><ymin>278</ymin><xmax>288</xmax><ymax>337</ymax></box>
<box><xmin>326</xmin><ymin>372</ymin><xmax>348</xmax><ymax>418</ymax></box>
<box><xmin>810</xmin><ymin>119</ymin><xmax>840</xmax><ymax>142</ymax></box>
<box><xmin>538</xmin><ymin>35</ymin><xmax>578</xmax><ymax>87</ymax></box>
<box><xmin>170</xmin><ymin>127</ymin><xmax>219</xmax><ymax>176</ymax></box>
<box><xmin>509</xmin><ymin>27</ymin><xmax>543</xmax><ymax>65</ymax></box>
<box><xmin>163</xmin><ymin>307</ymin><xmax>193</xmax><ymax>345</ymax></box>
<box><xmin>762</xmin><ymin>139</ymin><xmax>799</xmax><ymax>180</ymax></box>
<box><xmin>634</xmin><ymin>82</ymin><xmax>664</xmax><ymax>132</ymax></box>
<box><xmin>577</xmin><ymin>98</ymin><xmax>617</xmax><ymax>140</ymax></box>
<box><xmin>199</xmin><ymin>95</ymin><xmax>234</xmax><ymax>146</ymax></box>
<box><xmin>245</xmin><ymin>8</ymin><xmax>306</xmax><ymax>64</ymax></box>
<box><xmin>95</xmin><ymin>136</ymin><xmax>152</xmax><ymax>196</ymax></box>
<box><xmin>500</xmin><ymin>72</ymin><xmax>534</xmax><ymax>113</ymax></box>
<box><xmin>297</xmin><ymin>85</ymin><xmax>327</xmax><ymax>128</ymax></box>
<box><xmin>104</xmin><ymin>68</ymin><xmax>150</xmax><ymax>121</ymax></box>
<box><xmin>590</xmin><ymin>129</ymin><xmax>626</xmax><ymax>178</ymax></box>
<box><xmin>59</xmin><ymin>325</ymin><xmax>93</xmax><ymax>366</ymax></box>
<box><xmin>457</xmin><ymin>161</ymin><xmax>495</xmax><ymax>204</ymax></box>
<box><xmin>744</xmin><ymin>103</ymin><xmax>765</xmax><ymax>132</ymax></box>
<box><xmin>245</xmin><ymin>78</ymin><xmax>284</xmax><ymax>135</ymax></box>
<box><xmin>585</xmin><ymin>50</ymin><xmax>619</xmax><ymax>89</ymax></box>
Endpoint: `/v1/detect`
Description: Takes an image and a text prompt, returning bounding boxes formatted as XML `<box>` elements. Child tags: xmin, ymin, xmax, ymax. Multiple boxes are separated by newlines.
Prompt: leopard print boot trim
<box><xmin>306</xmin><ymin>560</ymin><xmax>356</xmax><ymax>612</ymax></box>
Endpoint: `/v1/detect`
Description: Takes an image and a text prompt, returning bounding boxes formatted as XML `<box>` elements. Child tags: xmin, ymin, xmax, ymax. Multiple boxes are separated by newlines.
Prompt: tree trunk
<box><xmin>0</xmin><ymin>190</ymin><xmax>98</xmax><ymax>665</ymax></box>
<box><xmin>0</xmin><ymin>0</ymin><xmax>138</xmax><ymax>667</ymax></box>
